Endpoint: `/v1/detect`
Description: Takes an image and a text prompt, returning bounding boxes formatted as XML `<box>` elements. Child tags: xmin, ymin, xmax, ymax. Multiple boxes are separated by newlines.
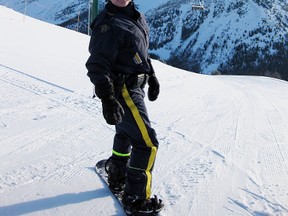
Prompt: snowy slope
<box><xmin>0</xmin><ymin>0</ymin><xmax>89</xmax><ymax>24</ymax></box>
<box><xmin>1</xmin><ymin>6</ymin><xmax>288</xmax><ymax>216</ymax></box>
<box><xmin>1</xmin><ymin>0</ymin><xmax>287</xmax><ymax>80</ymax></box>
<box><xmin>0</xmin><ymin>0</ymin><xmax>166</xmax><ymax>27</ymax></box>
<box><xmin>147</xmin><ymin>0</ymin><xmax>288</xmax><ymax>76</ymax></box>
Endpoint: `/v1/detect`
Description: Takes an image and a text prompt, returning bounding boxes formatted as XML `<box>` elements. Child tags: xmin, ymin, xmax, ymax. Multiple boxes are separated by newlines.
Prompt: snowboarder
<box><xmin>86</xmin><ymin>0</ymin><xmax>163</xmax><ymax>214</ymax></box>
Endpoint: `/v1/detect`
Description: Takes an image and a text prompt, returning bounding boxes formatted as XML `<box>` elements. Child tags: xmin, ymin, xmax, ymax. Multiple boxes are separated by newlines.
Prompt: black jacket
<box><xmin>86</xmin><ymin>2</ymin><xmax>154</xmax><ymax>99</ymax></box>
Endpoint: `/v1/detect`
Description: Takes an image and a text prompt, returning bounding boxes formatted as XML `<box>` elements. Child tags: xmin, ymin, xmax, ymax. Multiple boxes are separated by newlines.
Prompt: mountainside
<box><xmin>1</xmin><ymin>0</ymin><xmax>287</xmax><ymax>80</ymax></box>
<box><xmin>0</xmin><ymin>0</ymin><xmax>91</xmax><ymax>33</ymax></box>
<box><xmin>147</xmin><ymin>0</ymin><xmax>288</xmax><ymax>79</ymax></box>
<box><xmin>0</xmin><ymin>0</ymin><xmax>160</xmax><ymax>33</ymax></box>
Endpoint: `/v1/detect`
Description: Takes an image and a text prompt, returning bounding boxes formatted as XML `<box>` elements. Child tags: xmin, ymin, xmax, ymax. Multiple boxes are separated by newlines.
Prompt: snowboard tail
<box><xmin>95</xmin><ymin>159</ymin><xmax>163</xmax><ymax>216</ymax></box>
<box><xmin>95</xmin><ymin>159</ymin><xmax>124</xmax><ymax>200</ymax></box>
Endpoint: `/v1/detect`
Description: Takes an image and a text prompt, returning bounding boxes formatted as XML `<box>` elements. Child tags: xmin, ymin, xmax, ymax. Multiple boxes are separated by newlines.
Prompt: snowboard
<box><xmin>95</xmin><ymin>159</ymin><xmax>164</xmax><ymax>216</ymax></box>
<box><xmin>95</xmin><ymin>159</ymin><xmax>124</xmax><ymax>207</ymax></box>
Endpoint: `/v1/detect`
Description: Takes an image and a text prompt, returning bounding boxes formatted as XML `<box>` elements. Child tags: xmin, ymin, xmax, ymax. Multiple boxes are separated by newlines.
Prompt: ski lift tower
<box><xmin>88</xmin><ymin>0</ymin><xmax>99</xmax><ymax>35</ymax></box>
<box><xmin>192</xmin><ymin>0</ymin><xmax>205</xmax><ymax>10</ymax></box>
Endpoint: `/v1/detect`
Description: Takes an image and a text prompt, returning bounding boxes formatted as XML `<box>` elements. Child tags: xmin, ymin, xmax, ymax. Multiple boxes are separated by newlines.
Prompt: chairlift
<box><xmin>192</xmin><ymin>0</ymin><xmax>205</xmax><ymax>10</ymax></box>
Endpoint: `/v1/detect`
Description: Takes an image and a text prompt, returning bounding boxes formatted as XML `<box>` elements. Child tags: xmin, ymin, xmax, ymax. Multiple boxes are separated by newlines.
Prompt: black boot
<box><xmin>122</xmin><ymin>194</ymin><xmax>164</xmax><ymax>216</ymax></box>
<box><xmin>105</xmin><ymin>157</ymin><xmax>128</xmax><ymax>193</ymax></box>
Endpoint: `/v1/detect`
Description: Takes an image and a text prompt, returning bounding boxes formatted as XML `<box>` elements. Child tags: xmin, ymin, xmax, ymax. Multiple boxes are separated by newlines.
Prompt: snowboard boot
<box><xmin>105</xmin><ymin>157</ymin><xmax>128</xmax><ymax>193</ymax></box>
<box><xmin>122</xmin><ymin>194</ymin><xmax>164</xmax><ymax>216</ymax></box>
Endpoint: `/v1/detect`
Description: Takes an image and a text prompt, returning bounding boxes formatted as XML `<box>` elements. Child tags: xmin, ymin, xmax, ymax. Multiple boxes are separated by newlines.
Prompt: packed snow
<box><xmin>1</xmin><ymin>6</ymin><xmax>288</xmax><ymax>216</ymax></box>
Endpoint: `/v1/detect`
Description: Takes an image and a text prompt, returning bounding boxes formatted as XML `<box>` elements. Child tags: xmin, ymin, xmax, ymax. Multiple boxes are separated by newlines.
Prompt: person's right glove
<box><xmin>101</xmin><ymin>96</ymin><xmax>124</xmax><ymax>125</ymax></box>
<box><xmin>147</xmin><ymin>74</ymin><xmax>160</xmax><ymax>101</ymax></box>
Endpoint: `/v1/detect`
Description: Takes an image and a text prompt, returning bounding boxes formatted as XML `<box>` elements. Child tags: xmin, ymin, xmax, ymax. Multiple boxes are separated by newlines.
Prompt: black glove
<box><xmin>102</xmin><ymin>96</ymin><xmax>124</xmax><ymax>125</ymax></box>
<box><xmin>148</xmin><ymin>74</ymin><xmax>160</xmax><ymax>101</ymax></box>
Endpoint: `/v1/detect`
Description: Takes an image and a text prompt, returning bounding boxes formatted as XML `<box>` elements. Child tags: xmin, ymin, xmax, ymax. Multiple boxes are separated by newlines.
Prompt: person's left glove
<box><xmin>148</xmin><ymin>74</ymin><xmax>160</xmax><ymax>101</ymax></box>
<box><xmin>101</xmin><ymin>96</ymin><xmax>124</xmax><ymax>125</ymax></box>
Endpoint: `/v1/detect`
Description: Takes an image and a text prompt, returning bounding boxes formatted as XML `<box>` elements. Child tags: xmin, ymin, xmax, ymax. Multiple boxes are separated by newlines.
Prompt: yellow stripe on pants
<box><xmin>122</xmin><ymin>84</ymin><xmax>157</xmax><ymax>199</ymax></box>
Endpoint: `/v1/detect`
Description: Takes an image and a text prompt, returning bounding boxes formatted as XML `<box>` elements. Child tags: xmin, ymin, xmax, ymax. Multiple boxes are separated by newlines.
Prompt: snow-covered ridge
<box><xmin>1</xmin><ymin>6</ymin><xmax>288</xmax><ymax>216</ymax></box>
<box><xmin>147</xmin><ymin>0</ymin><xmax>288</xmax><ymax>78</ymax></box>
<box><xmin>1</xmin><ymin>0</ymin><xmax>287</xmax><ymax>80</ymax></box>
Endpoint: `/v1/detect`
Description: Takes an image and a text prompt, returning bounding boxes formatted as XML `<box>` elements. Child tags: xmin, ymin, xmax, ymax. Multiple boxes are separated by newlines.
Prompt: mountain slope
<box><xmin>1</xmin><ymin>0</ymin><xmax>287</xmax><ymax>80</ymax></box>
<box><xmin>147</xmin><ymin>0</ymin><xmax>288</xmax><ymax>79</ymax></box>
<box><xmin>1</xmin><ymin>6</ymin><xmax>288</xmax><ymax>216</ymax></box>
<box><xmin>0</xmin><ymin>0</ymin><xmax>165</xmax><ymax>33</ymax></box>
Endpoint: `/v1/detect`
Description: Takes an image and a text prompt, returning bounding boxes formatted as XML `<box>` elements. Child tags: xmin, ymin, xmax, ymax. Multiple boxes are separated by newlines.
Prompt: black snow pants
<box><xmin>111</xmin><ymin>75</ymin><xmax>159</xmax><ymax>200</ymax></box>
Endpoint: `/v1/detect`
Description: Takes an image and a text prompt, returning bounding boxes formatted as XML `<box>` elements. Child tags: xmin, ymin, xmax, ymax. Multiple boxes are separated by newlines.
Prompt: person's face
<box><xmin>110</xmin><ymin>0</ymin><xmax>132</xmax><ymax>7</ymax></box>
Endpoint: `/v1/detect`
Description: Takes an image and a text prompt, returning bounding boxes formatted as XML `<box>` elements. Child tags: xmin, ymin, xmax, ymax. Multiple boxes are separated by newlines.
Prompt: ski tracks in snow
<box><xmin>1</xmin><ymin>63</ymin><xmax>288</xmax><ymax>216</ymax></box>
<box><xmin>0</xmin><ymin>65</ymin><xmax>120</xmax><ymax>215</ymax></box>
<box><xmin>153</xmin><ymin>75</ymin><xmax>288</xmax><ymax>216</ymax></box>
